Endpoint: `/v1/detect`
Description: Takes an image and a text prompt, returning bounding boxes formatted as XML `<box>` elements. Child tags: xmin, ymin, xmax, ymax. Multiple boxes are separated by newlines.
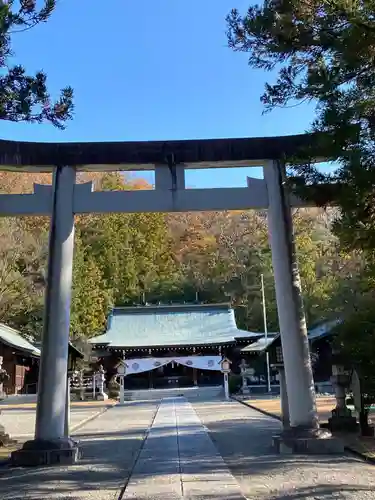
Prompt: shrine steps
<box><xmin>123</xmin><ymin>385</ymin><xmax>223</xmax><ymax>401</ymax></box>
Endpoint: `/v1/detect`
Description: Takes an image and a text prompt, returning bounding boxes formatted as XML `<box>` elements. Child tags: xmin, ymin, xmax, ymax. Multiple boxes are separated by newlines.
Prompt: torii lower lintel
<box><xmin>0</xmin><ymin>174</ymin><xmax>314</xmax><ymax>217</ymax></box>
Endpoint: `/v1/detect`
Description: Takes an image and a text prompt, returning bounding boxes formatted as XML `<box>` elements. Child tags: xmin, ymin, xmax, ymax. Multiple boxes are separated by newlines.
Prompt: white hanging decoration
<box><xmin>122</xmin><ymin>356</ymin><xmax>222</xmax><ymax>375</ymax></box>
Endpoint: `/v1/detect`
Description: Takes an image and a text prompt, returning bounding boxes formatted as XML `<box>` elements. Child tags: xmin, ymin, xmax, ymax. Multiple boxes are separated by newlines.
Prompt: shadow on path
<box><xmin>0</xmin><ymin>399</ymin><xmax>373</xmax><ymax>499</ymax></box>
<box><xmin>192</xmin><ymin>399</ymin><xmax>375</xmax><ymax>499</ymax></box>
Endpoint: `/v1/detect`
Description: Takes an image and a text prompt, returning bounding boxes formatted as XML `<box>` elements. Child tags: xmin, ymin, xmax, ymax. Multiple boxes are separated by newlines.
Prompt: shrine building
<box><xmin>0</xmin><ymin>323</ymin><xmax>40</xmax><ymax>396</ymax></box>
<box><xmin>242</xmin><ymin>319</ymin><xmax>340</xmax><ymax>393</ymax></box>
<box><xmin>89</xmin><ymin>303</ymin><xmax>262</xmax><ymax>391</ymax></box>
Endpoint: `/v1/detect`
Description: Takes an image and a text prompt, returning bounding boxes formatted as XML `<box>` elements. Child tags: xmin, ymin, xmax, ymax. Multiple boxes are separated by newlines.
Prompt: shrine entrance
<box><xmin>122</xmin><ymin>356</ymin><xmax>223</xmax><ymax>390</ymax></box>
<box><xmin>0</xmin><ymin>133</ymin><xmax>339</xmax><ymax>465</ymax></box>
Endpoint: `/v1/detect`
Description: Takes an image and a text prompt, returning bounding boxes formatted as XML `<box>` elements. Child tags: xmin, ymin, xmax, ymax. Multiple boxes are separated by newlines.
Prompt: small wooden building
<box><xmin>241</xmin><ymin>320</ymin><xmax>340</xmax><ymax>392</ymax></box>
<box><xmin>0</xmin><ymin>323</ymin><xmax>40</xmax><ymax>395</ymax></box>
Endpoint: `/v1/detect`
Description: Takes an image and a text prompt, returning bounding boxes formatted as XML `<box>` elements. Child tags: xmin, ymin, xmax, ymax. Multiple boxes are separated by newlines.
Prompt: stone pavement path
<box><xmin>121</xmin><ymin>397</ymin><xmax>245</xmax><ymax>499</ymax></box>
<box><xmin>192</xmin><ymin>398</ymin><xmax>375</xmax><ymax>499</ymax></box>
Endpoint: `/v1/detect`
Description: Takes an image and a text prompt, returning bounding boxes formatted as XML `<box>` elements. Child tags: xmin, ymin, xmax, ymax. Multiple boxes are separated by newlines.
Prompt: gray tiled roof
<box><xmin>89</xmin><ymin>303</ymin><xmax>262</xmax><ymax>348</ymax></box>
<box><xmin>241</xmin><ymin>334</ymin><xmax>278</xmax><ymax>353</ymax></box>
<box><xmin>308</xmin><ymin>319</ymin><xmax>341</xmax><ymax>340</ymax></box>
<box><xmin>0</xmin><ymin>323</ymin><xmax>40</xmax><ymax>356</ymax></box>
<box><xmin>242</xmin><ymin>319</ymin><xmax>340</xmax><ymax>353</ymax></box>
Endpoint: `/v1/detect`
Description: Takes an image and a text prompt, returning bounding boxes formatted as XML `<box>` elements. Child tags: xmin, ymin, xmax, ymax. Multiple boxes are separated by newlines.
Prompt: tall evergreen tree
<box><xmin>70</xmin><ymin>231</ymin><xmax>110</xmax><ymax>339</ymax></box>
<box><xmin>0</xmin><ymin>1</ymin><xmax>73</xmax><ymax>127</ymax></box>
<box><xmin>226</xmin><ymin>1</ymin><xmax>375</xmax><ymax>250</ymax></box>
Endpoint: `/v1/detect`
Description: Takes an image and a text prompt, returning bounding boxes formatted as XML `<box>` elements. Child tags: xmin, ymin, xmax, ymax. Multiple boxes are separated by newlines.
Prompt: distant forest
<box><xmin>0</xmin><ymin>171</ymin><xmax>362</xmax><ymax>341</ymax></box>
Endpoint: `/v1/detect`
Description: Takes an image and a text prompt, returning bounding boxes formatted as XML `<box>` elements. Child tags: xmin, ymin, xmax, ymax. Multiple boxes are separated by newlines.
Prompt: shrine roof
<box><xmin>0</xmin><ymin>323</ymin><xmax>40</xmax><ymax>356</ymax></box>
<box><xmin>308</xmin><ymin>319</ymin><xmax>341</xmax><ymax>340</ymax></box>
<box><xmin>89</xmin><ymin>303</ymin><xmax>262</xmax><ymax>349</ymax></box>
<box><xmin>241</xmin><ymin>319</ymin><xmax>341</xmax><ymax>353</ymax></box>
<box><xmin>241</xmin><ymin>334</ymin><xmax>279</xmax><ymax>353</ymax></box>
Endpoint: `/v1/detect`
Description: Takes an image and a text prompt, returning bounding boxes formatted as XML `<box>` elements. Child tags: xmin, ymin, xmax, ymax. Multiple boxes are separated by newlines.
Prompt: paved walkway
<box><xmin>0</xmin><ymin>398</ymin><xmax>374</xmax><ymax>499</ymax></box>
<box><xmin>122</xmin><ymin>397</ymin><xmax>245</xmax><ymax>499</ymax></box>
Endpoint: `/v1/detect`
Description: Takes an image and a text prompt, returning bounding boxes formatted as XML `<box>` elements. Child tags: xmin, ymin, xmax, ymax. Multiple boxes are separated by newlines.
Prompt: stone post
<box><xmin>0</xmin><ymin>359</ymin><xmax>12</xmax><ymax>446</ymax></box>
<box><xmin>264</xmin><ymin>160</ymin><xmax>343</xmax><ymax>454</ymax></box>
<box><xmin>79</xmin><ymin>370</ymin><xmax>85</xmax><ymax>401</ymax></box>
<box><xmin>274</xmin><ymin>365</ymin><xmax>290</xmax><ymax>429</ymax></box>
<box><xmin>193</xmin><ymin>368</ymin><xmax>198</xmax><ymax>386</ymax></box>
<box><xmin>64</xmin><ymin>374</ymin><xmax>71</xmax><ymax>438</ymax></box>
<box><xmin>11</xmin><ymin>166</ymin><xmax>79</xmax><ymax>466</ymax></box>
<box><xmin>0</xmin><ymin>356</ymin><xmax>5</xmax><ymax>399</ymax></box>
<box><xmin>119</xmin><ymin>376</ymin><xmax>125</xmax><ymax>404</ymax></box>
<box><xmin>223</xmin><ymin>372</ymin><xmax>229</xmax><ymax>401</ymax></box>
<box><xmin>92</xmin><ymin>372</ymin><xmax>97</xmax><ymax>400</ymax></box>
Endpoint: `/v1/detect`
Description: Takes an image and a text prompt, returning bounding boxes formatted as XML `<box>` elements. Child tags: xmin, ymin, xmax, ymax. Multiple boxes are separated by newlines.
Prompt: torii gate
<box><xmin>1</xmin><ymin>133</ymin><xmax>340</xmax><ymax>465</ymax></box>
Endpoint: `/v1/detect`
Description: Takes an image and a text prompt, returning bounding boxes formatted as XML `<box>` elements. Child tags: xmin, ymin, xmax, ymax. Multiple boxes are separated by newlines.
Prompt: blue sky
<box><xmin>3</xmin><ymin>0</ymin><xmax>324</xmax><ymax>187</ymax></box>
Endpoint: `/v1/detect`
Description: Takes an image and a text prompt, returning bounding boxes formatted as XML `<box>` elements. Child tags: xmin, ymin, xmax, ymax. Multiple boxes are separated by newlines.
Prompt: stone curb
<box><xmin>232</xmin><ymin>396</ymin><xmax>282</xmax><ymax>422</ymax></box>
<box><xmin>0</xmin><ymin>401</ymin><xmax>118</xmax><ymax>467</ymax></box>
<box><xmin>117</xmin><ymin>400</ymin><xmax>160</xmax><ymax>499</ymax></box>
<box><xmin>232</xmin><ymin>396</ymin><xmax>375</xmax><ymax>465</ymax></box>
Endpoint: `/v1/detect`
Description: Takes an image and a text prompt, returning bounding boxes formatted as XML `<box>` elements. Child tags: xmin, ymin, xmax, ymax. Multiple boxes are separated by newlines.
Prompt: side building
<box><xmin>89</xmin><ymin>303</ymin><xmax>262</xmax><ymax>391</ymax></box>
<box><xmin>0</xmin><ymin>323</ymin><xmax>40</xmax><ymax>396</ymax></box>
<box><xmin>242</xmin><ymin>319</ymin><xmax>340</xmax><ymax>393</ymax></box>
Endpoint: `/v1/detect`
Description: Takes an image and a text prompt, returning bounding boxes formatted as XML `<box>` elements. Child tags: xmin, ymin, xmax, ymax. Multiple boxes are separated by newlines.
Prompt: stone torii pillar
<box><xmin>12</xmin><ymin>166</ymin><xmax>79</xmax><ymax>466</ymax></box>
<box><xmin>263</xmin><ymin>160</ymin><xmax>343</xmax><ymax>454</ymax></box>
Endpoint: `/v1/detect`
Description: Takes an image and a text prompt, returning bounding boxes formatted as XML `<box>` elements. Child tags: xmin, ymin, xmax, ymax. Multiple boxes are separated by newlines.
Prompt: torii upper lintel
<box><xmin>0</xmin><ymin>132</ymin><xmax>328</xmax><ymax>172</ymax></box>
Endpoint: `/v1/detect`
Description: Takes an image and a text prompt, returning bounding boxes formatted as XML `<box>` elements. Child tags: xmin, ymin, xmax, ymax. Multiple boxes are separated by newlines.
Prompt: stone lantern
<box><xmin>328</xmin><ymin>350</ymin><xmax>357</xmax><ymax>432</ymax></box>
<box><xmin>95</xmin><ymin>365</ymin><xmax>108</xmax><ymax>401</ymax></box>
<box><xmin>239</xmin><ymin>359</ymin><xmax>250</xmax><ymax>396</ymax></box>
<box><xmin>220</xmin><ymin>357</ymin><xmax>231</xmax><ymax>401</ymax></box>
<box><xmin>239</xmin><ymin>359</ymin><xmax>255</xmax><ymax>397</ymax></box>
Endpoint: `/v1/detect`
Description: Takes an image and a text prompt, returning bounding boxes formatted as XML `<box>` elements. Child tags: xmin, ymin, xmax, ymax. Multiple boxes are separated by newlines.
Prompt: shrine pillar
<box><xmin>264</xmin><ymin>160</ymin><xmax>318</xmax><ymax>430</ymax></box>
<box><xmin>12</xmin><ymin>166</ymin><xmax>78</xmax><ymax>466</ymax></box>
<box><xmin>264</xmin><ymin>160</ymin><xmax>343</xmax><ymax>453</ymax></box>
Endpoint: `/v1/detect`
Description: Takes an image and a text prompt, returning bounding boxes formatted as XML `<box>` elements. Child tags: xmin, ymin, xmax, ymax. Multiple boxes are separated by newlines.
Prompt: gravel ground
<box><xmin>0</xmin><ymin>404</ymin><xmax>113</xmax><ymax>440</ymax></box>
<box><xmin>0</xmin><ymin>400</ymin><xmax>159</xmax><ymax>500</ymax></box>
<box><xmin>192</xmin><ymin>399</ymin><xmax>375</xmax><ymax>499</ymax></box>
